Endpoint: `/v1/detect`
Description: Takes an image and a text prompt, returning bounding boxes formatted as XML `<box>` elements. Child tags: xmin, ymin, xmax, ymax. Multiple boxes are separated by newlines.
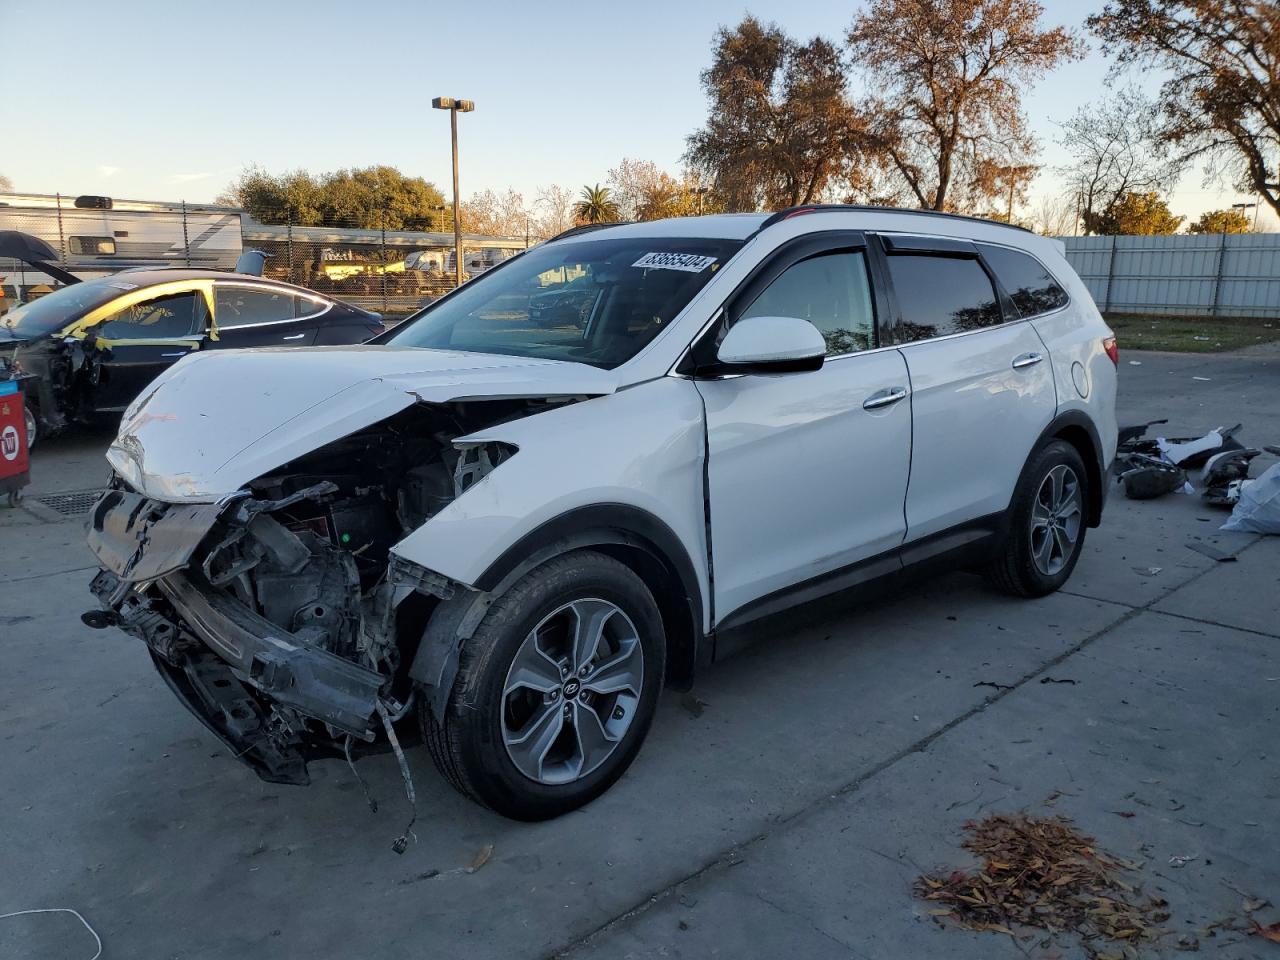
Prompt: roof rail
<box><xmin>544</xmin><ymin>221</ymin><xmax>634</xmax><ymax>244</ymax></box>
<box><xmin>755</xmin><ymin>204</ymin><xmax>1033</xmax><ymax>235</ymax></box>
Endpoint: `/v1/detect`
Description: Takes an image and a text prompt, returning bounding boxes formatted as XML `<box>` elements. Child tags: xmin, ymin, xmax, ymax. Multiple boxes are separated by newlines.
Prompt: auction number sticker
<box><xmin>632</xmin><ymin>252</ymin><xmax>718</xmax><ymax>273</ymax></box>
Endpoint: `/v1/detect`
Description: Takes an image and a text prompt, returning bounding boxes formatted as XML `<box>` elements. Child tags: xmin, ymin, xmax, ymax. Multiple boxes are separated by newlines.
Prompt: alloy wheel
<box><xmin>501</xmin><ymin>598</ymin><xmax>644</xmax><ymax>785</ymax></box>
<box><xmin>1029</xmin><ymin>464</ymin><xmax>1082</xmax><ymax>576</ymax></box>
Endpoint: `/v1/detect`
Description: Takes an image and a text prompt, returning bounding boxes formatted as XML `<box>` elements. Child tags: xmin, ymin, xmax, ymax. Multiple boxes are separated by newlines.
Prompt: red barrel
<box><xmin>0</xmin><ymin>380</ymin><xmax>30</xmax><ymax>500</ymax></box>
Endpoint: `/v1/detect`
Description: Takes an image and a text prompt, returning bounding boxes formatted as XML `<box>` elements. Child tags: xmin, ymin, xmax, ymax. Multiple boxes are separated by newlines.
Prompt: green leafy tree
<box><xmin>1188</xmin><ymin>208</ymin><xmax>1252</xmax><ymax>235</ymax></box>
<box><xmin>573</xmin><ymin>184</ymin><xmax>620</xmax><ymax>224</ymax></box>
<box><xmin>219</xmin><ymin>165</ymin><xmax>446</xmax><ymax>229</ymax></box>
<box><xmin>1087</xmin><ymin>191</ymin><xmax>1184</xmax><ymax>235</ymax></box>
<box><xmin>686</xmin><ymin>17</ymin><xmax>874</xmax><ymax>211</ymax></box>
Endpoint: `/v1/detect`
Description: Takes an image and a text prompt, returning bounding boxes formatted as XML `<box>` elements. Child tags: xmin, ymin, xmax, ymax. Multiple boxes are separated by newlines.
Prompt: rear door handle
<box><xmin>281</xmin><ymin>333</ymin><xmax>307</xmax><ymax>341</ymax></box>
<box><xmin>862</xmin><ymin>387</ymin><xmax>909</xmax><ymax>410</ymax></box>
<box><xmin>1012</xmin><ymin>352</ymin><xmax>1043</xmax><ymax>369</ymax></box>
<box><xmin>160</xmin><ymin>351</ymin><xmax>188</xmax><ymax>357</ymax></box>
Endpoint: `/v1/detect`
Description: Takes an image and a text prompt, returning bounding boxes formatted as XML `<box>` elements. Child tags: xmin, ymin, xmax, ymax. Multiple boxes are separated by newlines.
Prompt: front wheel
<box><xmin>986</xmin><ymin>440</ymin><xmax>1089</xmax><ymax>598</ymax></box>
<box><xmin>421</xmin><ymin>551</ymin><xmax>665</xmax><ymax>820</ymax></box>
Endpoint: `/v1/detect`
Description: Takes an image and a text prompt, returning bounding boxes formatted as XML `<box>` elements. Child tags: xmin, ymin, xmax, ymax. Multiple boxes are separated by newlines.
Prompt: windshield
<box><xmin>0</xmin><ymin>278</ymin><xmax>127</xmax><ymax>339</ymax></box>
<box><xmin>386</xmin><ymin>236</ymin><xmax>742</xmax><ymax>368</ymax></box>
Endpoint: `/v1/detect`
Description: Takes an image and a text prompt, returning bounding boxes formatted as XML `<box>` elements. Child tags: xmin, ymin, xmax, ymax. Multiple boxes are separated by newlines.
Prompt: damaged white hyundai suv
<box><xmin>85</xmin><ymin>206</ymin><xmax>1117</xmax><ymax>821</ymax></box>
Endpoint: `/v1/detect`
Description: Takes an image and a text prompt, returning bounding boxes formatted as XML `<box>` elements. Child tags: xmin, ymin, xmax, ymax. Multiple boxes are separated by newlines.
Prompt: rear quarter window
<box><xmin>979</xmin><ymin>244</ymin><xmax>1069</xmax><ymax>318</ymax></box>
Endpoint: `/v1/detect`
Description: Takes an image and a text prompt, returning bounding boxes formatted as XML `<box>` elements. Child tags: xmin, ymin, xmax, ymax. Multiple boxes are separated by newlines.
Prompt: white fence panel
<box><xmin>1059</xmin><ymin>233</ymin><xmax>1280</xmax><ymax>318</ymax></box>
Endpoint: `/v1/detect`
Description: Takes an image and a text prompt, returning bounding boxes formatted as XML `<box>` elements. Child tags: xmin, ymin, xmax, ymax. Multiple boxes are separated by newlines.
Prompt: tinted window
<box><xmin>96</xmin><ymin>292</ymin><xmax>200</xmax><ymax>339</ymax></box>
<box><xmin>388</xmin><ymin>237</ymin><xmax>742</xmax><ymax>369</ymax></box>
<box><xmin>740</xmin><ymin>251</ymin><xmax>875</xmax><ymax>356</ymax></box>
<box><xmin>215</xmin><ymin>286</ymin><xmax>295</xmax><ymax>328</ymax></box>
<box><xmin>979</xmin><ymin>244</ymin><xmax>1069</xmax><ymax>317</ymax></box>
<box><xmin>886</xmin><ymin>255</ymin><xmax>1002</xmax><ymax>342</ymax></box>
<box><xmin>295</xmin><ymin>294</ymin><xmax>329</xmax><ymax>319</ymax></box>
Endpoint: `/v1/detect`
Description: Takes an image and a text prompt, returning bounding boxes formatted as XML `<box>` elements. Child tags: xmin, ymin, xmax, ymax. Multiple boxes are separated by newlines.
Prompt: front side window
<box><xmin>215</xmin><ymin>286</ymin><xmax>295</xmax><ymax>328</ymax></box>
<box><xmin>979</xmin><ymin>244</ymin><xmax>1069</xmax><ymax>318</ymax></box>
<box><xmin>96</xmin><ymin>292</ymin><xmax>201</xmax><ymax>339</ymax></box>
<box><xmin>387</xmin><ymin>237</ymin><xmax>742</xmax><ymax>369</ymax></box>
<box><xmin>886</xmin><ymin>255</ymin><xmax>1002</xmax><ymax>343</ymax></box>
<box><xmin>739</xmin><ymin>250</ymin><xmax>876</xmax><ymax>356</ymax></box>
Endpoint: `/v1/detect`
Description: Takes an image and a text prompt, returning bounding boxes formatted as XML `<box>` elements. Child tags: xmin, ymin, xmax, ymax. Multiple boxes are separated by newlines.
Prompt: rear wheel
<box><xmin>986</xmin><ymin>440</ymin><xmax>1088</xmax><ymax>598</ymax></box>
<box><xmin>420</xmin><ymin>551</ymin><xmax>665</xmax><ymax>820</ymax></box>
<box><xmin>24</xmin><ymin>404</ymin><xmax>38</xmax><ymax>449</ymax></box>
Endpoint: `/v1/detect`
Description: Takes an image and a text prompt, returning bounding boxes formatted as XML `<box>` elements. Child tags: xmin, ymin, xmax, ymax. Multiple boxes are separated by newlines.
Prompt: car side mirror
<box><xmin>715</xmin><ymin>315</ymin><xmax>826</xmax><ymax>373</ymax></box>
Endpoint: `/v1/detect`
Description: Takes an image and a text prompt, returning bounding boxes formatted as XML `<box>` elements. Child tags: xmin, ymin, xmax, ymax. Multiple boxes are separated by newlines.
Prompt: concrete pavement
<box><xmin>0</xmin><ymin>348</ymin><xmax>1276</xmax><ymax>959</ymax></box>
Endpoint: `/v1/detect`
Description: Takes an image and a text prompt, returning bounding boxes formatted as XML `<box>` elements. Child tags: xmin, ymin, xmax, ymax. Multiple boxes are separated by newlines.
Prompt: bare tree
<box><xmin>686</xmin><ymin>16</ymin><xmax>874</xmax><ymax>211</ymax></box>
<box><xmin>846</xmin><ymin>0</ymin><xmax>1084</xmax><ymax>213</ymax></box>
<box><xmin>0</xmin><ymin>173</ymin><xmax>12</xmax><ymax>192</ymax></box>
<box><xmin>1056</xmin><ymin>88</ymin><xmax>1184</xmax><ymax>234</ymax></box>
<box><xmin>1032</xmin><ymin>193</ymin><xmax>1078</xmax><ymax>236</ymax></box>
<box><xmin>459</xmin><ymin>188</ymin><xmax>528</xmax><ymax>237</ymax></box>
<box><xmin>1089</xmin><ymin>1</ymin><xmax>1280</xmax><ymax>218</ymax></box>
<box><xmin>532</xmin><ymin>185</ymin><xmax>576</xmax><ymax>239</ymax></box>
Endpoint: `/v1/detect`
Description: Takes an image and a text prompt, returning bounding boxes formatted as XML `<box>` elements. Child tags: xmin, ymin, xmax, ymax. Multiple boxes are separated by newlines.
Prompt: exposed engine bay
<box><xmin>85</xmin><ymin>398</ymin><xmax>565</xmax><ymax>789</ymax></box>
<box><xmin>3</xmin><ymin>335</ymin><xmax>98</xmax><ymax>437</ymax></box>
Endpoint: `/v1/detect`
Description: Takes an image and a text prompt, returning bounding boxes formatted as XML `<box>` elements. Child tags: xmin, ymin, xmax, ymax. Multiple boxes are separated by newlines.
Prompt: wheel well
<box><xmin>1052</xmin><ymin>424</ymin><xmax>1103</xmax><ymax>527</ymax></box>
<box><xmin>592</xmin><ymin>542</ymin><xmax>699</xmax><ymax>690</ymax></box>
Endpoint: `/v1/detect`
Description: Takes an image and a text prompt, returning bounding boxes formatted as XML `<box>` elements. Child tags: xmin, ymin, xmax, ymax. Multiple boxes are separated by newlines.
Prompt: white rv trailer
<box><xmin>0</xmin><ymin>193</ymin><xmax>243</xmax><ymax>296</ymax></box>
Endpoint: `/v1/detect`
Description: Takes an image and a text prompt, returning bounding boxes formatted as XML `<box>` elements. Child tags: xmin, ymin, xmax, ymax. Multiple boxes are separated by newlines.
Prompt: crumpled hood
<box><xmin>107</xmin><ymin>345</ymin><xmax>617</xmax><ymax>501</ymax></box>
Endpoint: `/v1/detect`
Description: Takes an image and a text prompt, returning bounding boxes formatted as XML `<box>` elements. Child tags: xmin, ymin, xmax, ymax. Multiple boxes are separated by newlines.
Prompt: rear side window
<box><xmin>885</xmin><ymin>255</ymin><xmax>1002</xmax><ymax>343</ymax></box>
<box><xmin>740</xmin><ymin>250</ymin><xmax>875</xmax><ymax>356</ymax></box>
<box><xmin>295</xmin><ymin>295</ymin><xmax>329</xmax><ymax>319</ymax></box>
<box><xmin>215</xmin><ymin>286</ymin><xmax>294</xmax><ymax>328</ymax></box>
<box><xmin>979</xmin><ymin>244</ymin><xmax>1069</xmax><ymax>317</ymax></box>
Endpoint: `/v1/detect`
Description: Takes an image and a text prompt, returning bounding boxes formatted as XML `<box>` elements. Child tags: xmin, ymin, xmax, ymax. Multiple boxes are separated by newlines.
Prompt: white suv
<box><xmin>86</xmin><ymin>206</ymin><xmax>1117</xmax><ymax>820</ymax></box>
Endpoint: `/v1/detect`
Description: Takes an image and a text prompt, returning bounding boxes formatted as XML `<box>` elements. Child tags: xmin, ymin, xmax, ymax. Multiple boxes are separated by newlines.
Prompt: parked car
<box><xmin>84</xmin><ymin>207</ymin><xmax>1117</xmax><ymax>821</ymax></box>
<box><xmin>0</xmin><ymin>269</ymin><xmax>384</xmax><ymax>443</ymax></box>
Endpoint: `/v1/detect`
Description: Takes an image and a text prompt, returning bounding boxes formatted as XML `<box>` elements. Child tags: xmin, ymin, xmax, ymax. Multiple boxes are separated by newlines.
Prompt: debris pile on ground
<box><xmin>915</xmin><ymin>813</ymin><xmax>1169</xmax><ymax>953</ymax></box>
<box><xmin>1113</xmin><ymin>421</ymin><xmax>1280</xmax><ymax>533</ymax></box>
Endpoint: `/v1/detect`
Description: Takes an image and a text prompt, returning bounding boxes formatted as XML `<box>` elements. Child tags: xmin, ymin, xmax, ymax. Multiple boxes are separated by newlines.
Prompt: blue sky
<box><xmin>3</xmin><ymin>0</ymin><xmax>1269</xmax><ymax>226</ymax></box>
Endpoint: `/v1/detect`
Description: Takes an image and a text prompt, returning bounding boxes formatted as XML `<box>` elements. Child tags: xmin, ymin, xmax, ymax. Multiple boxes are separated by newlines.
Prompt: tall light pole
<box><xmin>690</xmin><ymin>186</ymin><xmax>710</xmax><ymax>215</ymax></box>
<box><xmin>432</xmin><ymin>96</ymin><xmax>474</xmax><ymax>288</ymax></box>
<box><xmin>1231</xmin><ymin>201</ymin><xmax>1259</xmax><ymax>231</ymax></box>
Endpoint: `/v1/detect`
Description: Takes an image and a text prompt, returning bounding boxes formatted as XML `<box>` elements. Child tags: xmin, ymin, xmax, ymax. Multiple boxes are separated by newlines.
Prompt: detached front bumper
<box><xmin>86</xmin><ymin>491</ymin><xmax>385</xmax><ymax>784</ymax></box>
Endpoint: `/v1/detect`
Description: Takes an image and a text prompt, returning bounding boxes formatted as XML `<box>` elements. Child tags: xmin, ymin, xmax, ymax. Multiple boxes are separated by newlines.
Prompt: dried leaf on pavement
<box><xmin>1250</xmin><ymin>920</ymin><xmax>1280</xmax><ymax>943</ymax></box>
<box><xmin>915</xmin><ymin>813</ymin><xmax>1168</xmax><ymax>949</ymax></box>
<box><xmin>468</xmin><ymin>844</ymin><xmax>495</xmax><ymax>873</ymax></box>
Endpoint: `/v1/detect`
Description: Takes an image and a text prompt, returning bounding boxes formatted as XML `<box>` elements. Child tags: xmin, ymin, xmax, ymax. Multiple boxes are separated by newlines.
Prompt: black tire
<box><xmin>986</xmin><ymin>440</ymin><xmax>1089</xmax><ymax>598</ymax></box>
<box><xmin>420</xmin><ymin>550</ymin><xmax>665</xmax><ymax>820</ymax></box>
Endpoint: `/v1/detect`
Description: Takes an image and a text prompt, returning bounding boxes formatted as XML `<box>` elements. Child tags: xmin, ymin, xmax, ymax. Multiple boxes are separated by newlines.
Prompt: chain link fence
<box><xmin>0</xmin><ymin>193</ymin><xmax>527</xmax><ymax>321</ymax></box>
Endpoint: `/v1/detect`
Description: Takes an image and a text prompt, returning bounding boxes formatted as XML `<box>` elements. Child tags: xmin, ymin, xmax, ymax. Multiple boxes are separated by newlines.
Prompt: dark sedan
<box><xmin>0</xmin><ymin>269</ymin><xmax>384</xmax><ymax>443</ymax></box>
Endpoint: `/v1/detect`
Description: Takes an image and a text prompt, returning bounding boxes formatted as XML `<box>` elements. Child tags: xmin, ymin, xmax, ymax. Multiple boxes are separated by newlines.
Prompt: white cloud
<box><xmin>97</xmin><ymin>165</ymin><xmax>120</xmax><ymax>178</ymax></box>
<box><xmin>170</xmin><ymin>172</ymin><xmax>213</xmax><ymax>183</ymax></box>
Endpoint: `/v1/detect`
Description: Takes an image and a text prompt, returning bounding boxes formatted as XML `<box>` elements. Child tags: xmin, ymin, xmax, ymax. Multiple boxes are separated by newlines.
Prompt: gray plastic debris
<box><xmin>1221</xmin><ymin>462</ymin><xmax>1280</xmax><ymax>534</ymax></box>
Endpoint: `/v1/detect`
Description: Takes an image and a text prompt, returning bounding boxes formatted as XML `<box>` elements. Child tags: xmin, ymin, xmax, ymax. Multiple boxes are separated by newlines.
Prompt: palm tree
<box><xmin>573</xmin><ymin>184</ymin><xmax>620</xmax><ymax>224</ymax></box>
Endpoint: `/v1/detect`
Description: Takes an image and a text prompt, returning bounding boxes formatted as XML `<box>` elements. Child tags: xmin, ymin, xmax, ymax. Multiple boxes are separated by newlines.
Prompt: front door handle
<box><xmin>863</xmin><ymin>387</ymin><xmax>909</xmax><ymax>410</ymax></box>
<box><xmin>281</xmin><ymin>333</ymin><xmax>307</xmax><ymax>341</ymax></box>
<box><xmin>1012</xmin><ymin>352</ymin><xmax>1043</xmax><ymax>369</ymax></box>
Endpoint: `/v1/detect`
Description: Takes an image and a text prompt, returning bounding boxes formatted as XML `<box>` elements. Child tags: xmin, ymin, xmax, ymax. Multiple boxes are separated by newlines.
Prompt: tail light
<box><xmin>1102</xmin><ymin>336</ymin><xmax>1118</xmax><ymax>366</ymax></box>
